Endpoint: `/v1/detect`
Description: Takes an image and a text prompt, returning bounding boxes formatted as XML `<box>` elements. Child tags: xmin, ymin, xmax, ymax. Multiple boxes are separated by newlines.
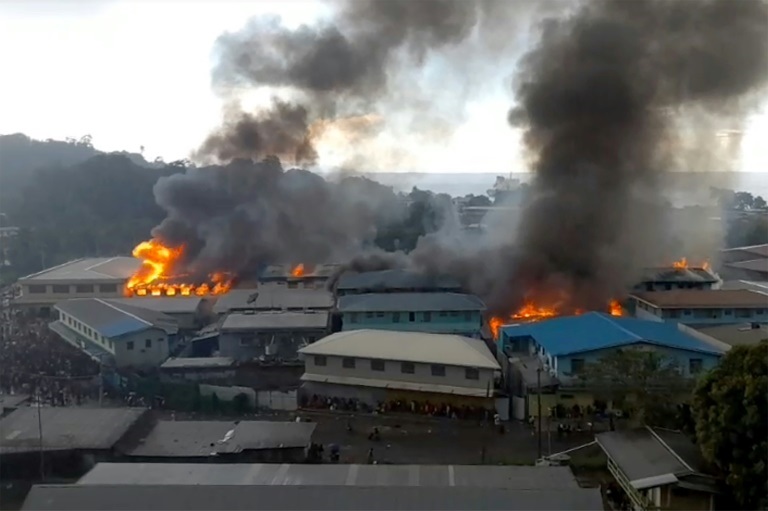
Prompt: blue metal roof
<box><xmin>500</xmin><ymin>312</ymin><xmax>725</xmax><ymax>357</ymax></box>
<box><xmin>99</xmin><ymin>317</ymin><xmax>153</xmax><ymax>338</ymax></box>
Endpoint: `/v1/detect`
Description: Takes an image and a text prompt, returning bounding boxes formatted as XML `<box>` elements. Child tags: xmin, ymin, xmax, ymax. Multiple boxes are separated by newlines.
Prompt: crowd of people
<box><xmin>0</xmin><ymin>303</ymin><xmax>100</xmax><ymax>405</ymax></box>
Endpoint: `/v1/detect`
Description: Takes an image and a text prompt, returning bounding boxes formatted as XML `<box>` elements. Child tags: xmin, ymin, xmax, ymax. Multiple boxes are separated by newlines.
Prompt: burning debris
<box><xmin>125</xmin><ymin>239</ymin><xmax>233</xmax><ymax>297</ymax></box>
<box><xmin>291</xmin><ymin>264</ymin><xmax>306</xmax><ymax>278</ymax></box>
<box><xmin>671</xmin><ymin>258</ymin><xmax>712</xmax><ymax>271</ymax></box>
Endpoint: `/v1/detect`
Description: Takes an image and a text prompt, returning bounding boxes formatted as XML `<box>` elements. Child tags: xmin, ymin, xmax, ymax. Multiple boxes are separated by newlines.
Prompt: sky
<box><xmin>0</xmin><ymin>0</ymin><xmax>766</xmax><ymax>174</ymax></box>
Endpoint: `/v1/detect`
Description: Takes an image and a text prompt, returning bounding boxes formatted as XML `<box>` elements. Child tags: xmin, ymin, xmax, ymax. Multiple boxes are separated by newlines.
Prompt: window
<box><xmin>145</xmin><ymin>339</ymin><xmax>152</xmax><ymax>348</ymax></box>
<box><xmin>28</xmin><ymin>285</ymin><xmax>47</xmax><ymax>294</ymax></box>
<box><xmin>449</xmin><ymin>311</ymin><xmax>458</xmax><ymax>317</ymax></box>
<box><xmin>664</xmin><ymin>284</ymin><xmax>672</xmax><ymax>291</ymax></box>
<box><xmin>307</xmin><ymin>336</ymin><xmax>316</xmax><ymax>343</ymax></box>
<box><xmin>287</xmin><ymin>281</ymin><xmax>298</xmax><ymax>289</ymax></box>
<box><xmin>431</xmin><ymin>364</ymin><xmax>446</xmax><ymax>377</ymax></box>
<box><xmin>409</xmin><ymin>312</ymin><xmax>415</xmax><ymax>322</ymax></box>
<box><xmin>314</xmin><ymin>355</ymin><xmax>327</xmax><ymax>366</ymax></box>
<box><xmin>75</xmin><ymin>284</ymin><xmax>94</xmax><ymax>293</ymax></box>
<box><xmin>439</xmin><ymin>311</ymin><xmax>447</xmax><ymax>317</ymax></box>
<box><xmin>423</xmin><ymin>311</ymin><xmax>431</xmax><ymax>322</ymax></box>
<box><xmin>350</xmin><ymin>313</ymin><xmax>358</xmax><ymax>323</ymax></box>
<box><xmin>342</xmin><ymin>357</ymin><xmax>356</xmax><ymax>369</ymax></box>
<box><xmin>689</xmin><ymin>359</ymin><xmax>703</xmax><ymax>375</ymax></box>
<box><xmin>682</xmin><ymin>309</ymin><xmax>691</xmax><ymax>315</ymax></box>
<box><xmin>464</xmin><ymin>311</ymin><xmax>473</xmax><ymax>321</ymax></box>
<box><xmin>100</xmin><ymin>284</ymin><xmax>117</xmax><ymax>293</ymax></box>
<box><xmin>366</xmin><ymin>312</ymin><xmax>374</xmax><ymax>318</ymax></box>
<box><xmin>571</xmin><ymin>358</ymin><xmax>585</xmax><ymax>375</ymax></box>
<box><xmin>736</xmin><ymin>308</ymin><xmax>752</xmax><ymax>318</ymax></box>
<box><xmin>376</xmin><ymin>312</ymin><xmax>385</xmax><ymax>318</ymax></box>
<box><xmin>371</xmin><ymin>359</ymin><xmax>385</xmax><ymax>371</ymax></box>
<box><xmin>392</xmin><ymin>312</ymin><xmax>400</xmax><ymax>323</ymax></box>
<box><xmin>724</xmin><ymin>309</ymin><xmax>733</xmax><ymax>315</ymax></box>
<box><xmin>756</xmin><ymin>308</ymin><xmax>766</xmax><ymax>315</ymax></box>
<box><xmin>52</xmin><ymin>285</ymin><xmax>69</xmax><ymax>294</ymax></box>
<box><xmin>668</xmin><ymin>309</ymin><xmax>681</xmax><ymax>318</ymax></box>
<box><xmin>126</xmin><ymin>341</ymin><xmax>134</xmax><ymax>351</ymax></box>
<box><xmin>239</xmin><ymin>338</ymin><xmax>253</xmax><ymax>346</ymax></box>
<box><xmin>401</xmin><ymin>362</ymin><xmax>415</xmax><ymax>374</ymax></box>
<box><xmin>465</xmin><ymin>368</ymin><xmax>479</xmax><ymax>380</ymax></box>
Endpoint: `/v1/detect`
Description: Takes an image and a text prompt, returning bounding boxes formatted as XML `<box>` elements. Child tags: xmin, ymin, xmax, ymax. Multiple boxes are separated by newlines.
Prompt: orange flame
<box><xmin>291</xmin><ymin>264</ymin><xmax>306</xmax><ymax>277</ymax></box>
<box><xmin>489</xmin><ymin>299</ymin><xmax>624</xmax><ymax>340</ymax></box>
<box><xmin>671</xmin><ymin>257</ymin><xmax>712</xmax><ymax>271</ymax></box>
<box><xmin>125</xmin><ymin>239</ymin><xmax>233</xmax><ymax>297</ymax></box>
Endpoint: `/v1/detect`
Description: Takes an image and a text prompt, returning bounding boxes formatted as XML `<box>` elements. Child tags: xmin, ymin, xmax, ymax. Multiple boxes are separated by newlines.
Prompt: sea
<box><xmin>361</xmin><ymin>172</ymin><xmax>768</xmax><ymax>204</ymax></box>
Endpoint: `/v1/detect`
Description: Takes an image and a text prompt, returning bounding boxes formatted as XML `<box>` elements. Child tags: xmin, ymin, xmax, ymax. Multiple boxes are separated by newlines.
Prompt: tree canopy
<box><xmin>693</xmin><ymin>341</ymin><xmax>768</xmax><ymax>510</ymax></box>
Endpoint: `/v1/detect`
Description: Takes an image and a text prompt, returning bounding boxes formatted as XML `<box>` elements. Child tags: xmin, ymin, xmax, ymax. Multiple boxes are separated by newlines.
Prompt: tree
<box><xmin>693</xmin><ymin>341</ymin><xmax>768</xmax><ymax>510</ymax></box>
<box><xmin>576</xmin><ymin>348</ymin><xmax>689</xmax><ymax>426</ymax></box>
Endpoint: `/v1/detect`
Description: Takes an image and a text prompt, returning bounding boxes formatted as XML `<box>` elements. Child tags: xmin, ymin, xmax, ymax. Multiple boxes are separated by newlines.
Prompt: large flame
<box><xmin>489</xmin><ymin>298</ymin><xmax>624</xmax><ymax>340</ymax></box>
<box><xmin>671</xmin><ymin>257</ymin><xmax>712</xmax><ymax>271</ymax></box>
<box><xmin>291</xmin><ymin>263</ymin><xmax>306</xmax><ymax>277</ymax></box>
<box><xmin>125</xmin><ymin>239</ymin><xmax>232</xmax><ymax>297</ymax></box>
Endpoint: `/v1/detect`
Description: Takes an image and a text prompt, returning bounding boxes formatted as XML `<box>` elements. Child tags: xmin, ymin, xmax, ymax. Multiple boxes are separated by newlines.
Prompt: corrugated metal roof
<box><xmin>300</xmin><ymin>330</ymin><xmax>499</xmax><ymax>369</ymax></box>
<box><xmin>726</xmin><ymin>259</ymin><xmax>768</xmax><ymax>273</ymax></box>
<box><xmin>596</xmin><ymin>428</ymin><xmax>692</xmax><ymax>486</ymax></box>
<box><xmin>301</xmin><ymin>373</ymin><xmax>493</xmax><ymax>397</ymax></box>
<box><xmin>55</xmin><ymin>299</ymin><xmax>179</xmax><ymax>338</ymax></box>
<box><xmin>632</xmin><ymin>289</ymin><xmax>768</xmax><ymax>308</ymax></box>
<box><xmin>23</xmin><ymin>485</ymin><xmax>604</xmax><ymax>511</ymax></box>
<box><xmin>639</xmin><ymin>267</ymin><xmax>718</xmax><ymax>283</ymax></box>
<box><xmin>213</xmin><ymin>288</ymin><xmax>334</xmax><ymax>315</ymax></box>
<box><xmin>20</xmin><ymin>257</ymin><xmax>141</xmax><ymax>282</ymax></box>
<box><xmin>338</xmin><ymin>293</ymin><xmax>486</xmax><ymax>312</ymax></box>
<box><xmin>106</xmin><ymin>297</ymin><xmax>204</xmax><ymax>314</ymax></box>
<box><xmin>221</xmin><ymin>311</ymin><xmax>329</xmax><ymax>331</ymax></box>
<box><xmin>337</xmin><ymin>270</ymin><xmax>462</xmax><ymax>292</ymax></box>
<box><xmin>720</xmin><ymin>243</ymin><xmax>768</xmax><ymax>257</ymax></box>
<box><xmin>127</xmin><ymin>421</ymin><xmax>315</xmax><ymax>457</ymax></box>
<box><xmin>501</xmin><ymin>312</ymin><xmax>725</xmax><ymax>357</ymax></box>
<box><xmin>693</xmin><ymin>323</ymin><xmax>768</xmax><ymax>346</ymax></box>
<box><xmin>0</xmin><ymin>407</ymin><xmax>146</xmax><ymax>454</ymax></box>
<box><xmin>78</xmin><ymin>463</ymin><xmax>581</xmax><ymax>489</ymax></box>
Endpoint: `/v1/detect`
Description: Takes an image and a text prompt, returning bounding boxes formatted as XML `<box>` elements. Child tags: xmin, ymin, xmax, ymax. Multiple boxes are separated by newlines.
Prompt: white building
<box><xmin>51</xmin><ymin>298</ymin><xmax>178</xmax><ymax>368</ymax></box>
<box><xmin>16</xmin><ymin>257</ymin><xmax>140</xmax><ymax>314</ymax></box>
<box><xmin>298</xmin><ymin>329</ymin><xmax>500</xmax><ymax>408</ymax></box>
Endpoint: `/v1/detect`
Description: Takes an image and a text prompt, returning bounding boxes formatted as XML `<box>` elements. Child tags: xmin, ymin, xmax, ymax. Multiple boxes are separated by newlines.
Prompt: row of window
<box><xmin>28</xmin><ymin>283</ymin><xmax>119</xmax><ymax>294</ymax></box>
<box><xmin>126</xmin><ymin>338</ymin><xmax>161</xmax><ymax>351</ymax></box>
<box><xmin>637</xmin><ymin>301</ymin><xmax>766</xmax><ymax>317</ymax></box>
<box><xmin>62</xmin><ymin>313</ymin><xmax>114</xmax><ymax>350</ymax></box>
<box><xmin>570</xmin><ymin>357</ymin><xmax>704</xmax><ymax>375</ymax></box>
<box><xmin>313</xmin><ymin>355</ymin><xmax>480</xmax><ymax>380</ymax></box>
<box><xmin>348</xmin><ymin>311</ymin><xmax>474</xmax><ymax>323</ymax></box>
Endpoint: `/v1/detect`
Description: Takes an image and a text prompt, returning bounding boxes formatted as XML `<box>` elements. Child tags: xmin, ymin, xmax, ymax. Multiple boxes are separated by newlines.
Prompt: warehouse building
<box><xmin>105</xmin><ymin>296</ymin><xmax>213</xmax><ymax>330</ymax></box>
<box><xmin>299</xmin><ymin>329</ymin><xmax>500</xmax><ymax>409</ymax></box>
<box><xmin>212</xmin><ymin>287</ymin><xmax>334</xmax><ymax>316</ymax></box>
<box><xmin>15</xmin><ymin>257</ymin><xmax>140</xmax><ymax>314</ymax></box>
<box><xmin>22</xmin><ymin>463</ymin><xmax>602</xmax><ymax>511</ymax></box>
<box><xmin>631</xmin><ymin>289</ymin><xmax>768</xmax><ymax>326</ymax></box>
<box><xmin>51</xmin><ymin>298</ymin><xmax>178</xmax><ymax>368</ymax></box>
<box><xmin>337</xmin><ymin>293</ymin><xmax>486</xmax><ymax>337</ymax></box>
<box><xmin>258</xmin><ymin>263</ymin><xmax>341</xmax><ymax>290</ymax></box>
<box><xmin>121</xmin><ymin>420</ymin><xmax>315</xmax><ymax>463</ymax></box>
<box><xmin>218</xmin><ymin>310</ymin><xmax>329</xmax><ymax>361</ymax></box>
<box><xmin>0</xmin><ymin>407</ymin><xmax>148</xmax><ymax>479</ymax></box>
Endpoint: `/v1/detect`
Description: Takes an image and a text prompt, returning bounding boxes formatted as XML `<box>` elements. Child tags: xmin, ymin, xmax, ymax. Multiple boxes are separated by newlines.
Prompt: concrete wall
<box><xmin>304</xmin><ymin>353</ymin><xmax>495</xmax><ymax>393</ymax></box>
<box><xmin>219</xmin><ymin>328</ymin><xmax>327</xmax><ymax>361</ymax></box>
<box><xmin>113</xmin><ymin>328</ymin><xmax>171</xmax><ymax>368</ymax></box>
<box><xmin>634</xmin><ymin>299</ymin><xmax>768</xmax><ymax>326</ymax></box>
<box><xmin>341</xmin><ymin>310</ymin><xmax>482</xmax><ymax>336</ymax></box>
<box><xmin>18</xmin><ymin>281</ymin><xmax>124</xmax><ymax>309</ymax></box>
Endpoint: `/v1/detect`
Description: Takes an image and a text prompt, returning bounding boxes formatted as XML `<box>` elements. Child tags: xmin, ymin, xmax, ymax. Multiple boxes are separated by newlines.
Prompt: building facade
<box><xmin>298</xmin><ymin>329</ymin><xmax>500</xmax><ymax>409</ymax></box>
<box><xmin>632</xmin><ymin>267</ymin><xmax>720</xmax><ymax>293</ymax></box>
<box><xmin>218</xmin><ymin>311</ymin><xmax>329</xmax><ymax>361</ymax></box>
<box><xmin>338</xmin><ymin>293</ymin><xmax>485</xmax><ymax>337</ymax></box>
<box><xmin>52</xmin><ymin>298</ymin><xmax>178</xmax><ymax>368</ymax></box>
<box><xmin>631</xmin><ymin>289</ymin><xmax>768</xmax><ymax>326</ymax></box>
<box><xmin>15</xmin><ymin>257</ymin><xmax>140</xmax><ymax>314</ymax></box>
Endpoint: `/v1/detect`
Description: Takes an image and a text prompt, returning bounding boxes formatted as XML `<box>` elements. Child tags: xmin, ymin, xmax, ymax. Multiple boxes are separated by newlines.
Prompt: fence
<box><xmin>256</xmin><ymin>389</ymin><xmax>297</xmax><ymax>411</ymax></box>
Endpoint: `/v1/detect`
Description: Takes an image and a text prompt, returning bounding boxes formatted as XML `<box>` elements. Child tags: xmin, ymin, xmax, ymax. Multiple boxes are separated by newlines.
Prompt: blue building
<box><xmin>499</xmin><ymin>312</ymin><xmax>727</xmax><ymax>381</ymax></box>
<box><xmin>335</xmin><ymin>270</ymin><xmax>462</xmax><ymax>296</ymax></box>
<box><xmin>337</xmin><ymin>293</ymin><xmax>486</xmax><ymax>337</ymax></box>
<box><xmin>631</xmin><ymin>289</ymin><xmax>768</xmax><ymax>326</ymax></box>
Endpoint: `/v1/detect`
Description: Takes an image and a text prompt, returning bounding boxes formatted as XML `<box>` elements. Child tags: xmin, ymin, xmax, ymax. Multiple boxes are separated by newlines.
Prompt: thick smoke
<box><xmin>342</xmin><ymin>0</ymin><xmax>768</xmax><ymax>314</ymax></box>
<box><xmin>197</xmin><ymin>0</ymin><xmax>541</xmax><ymax>165</ymax></box>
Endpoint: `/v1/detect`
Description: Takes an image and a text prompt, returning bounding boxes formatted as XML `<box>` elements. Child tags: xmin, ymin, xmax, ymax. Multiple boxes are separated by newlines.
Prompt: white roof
<box><xmin>19</xmin><ymin>257</ymin><xmax>140</xmax><ymax>282</ymax></box>
<box><xmin>301</xmin><ymin>373</ymin><xmax>492</xmax><ymax>397</ymax></box>
<box><xmin>299</xmin><ymin>330</ymin><xmax>500</xmax><ymax>370</ymax></box>
<box><xmin>106</xmin><ymin>297</ymin><xmax>204</xmax><ymax>314</ymax></box>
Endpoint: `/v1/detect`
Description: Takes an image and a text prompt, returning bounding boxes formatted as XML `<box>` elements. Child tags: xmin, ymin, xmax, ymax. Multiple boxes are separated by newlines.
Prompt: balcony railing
<box><xmin>606</xmin><ymin>456</ymin><xmax>659</xmax><ymax>511</ymax></box>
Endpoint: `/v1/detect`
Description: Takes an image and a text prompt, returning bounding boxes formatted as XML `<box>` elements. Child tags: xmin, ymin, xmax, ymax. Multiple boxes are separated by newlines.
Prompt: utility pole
<box><xmin>36</xmin><ymin>375</ymin><xmax>45</xmax><ymax>481</ymax></box>
<box><xmin>537</xmin><ymin>367</ymin><xmax>543</xmax><ymax>461</ymax></box>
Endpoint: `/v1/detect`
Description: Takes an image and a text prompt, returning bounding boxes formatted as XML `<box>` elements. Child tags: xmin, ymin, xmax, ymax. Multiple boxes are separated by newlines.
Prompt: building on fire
<box><xmin>257</xmin><ymin>263</ymin><xmax>341</xmax><ymax>290</ymax></box>
<box><xmin>633</xmin><ymin>265</ymin><xmax>720</xmax><ymax>293</ymax></box>
<box><xmin>337</xmin><ymin>292</ymin><xmax>486</xmax><ymax>337</ymax></box>
<box><xmin>630</xmin><ymin>289</ymin><xmax>768</xmax><ymax>327</ymax></box>
<box><xmin>298</xmin><ymin>329</ymin><xmax>501</xmax><ymax>411</ymax></box>
<box><xmin>497</xmin><ymin>312</ymin><xmax>727</xmax><ymax>421</ymax></box>
<box><xmin>14</xmin><ymin>257</ymin><xmax>141</xmax><ymax>315</ymax></box>
<box><xmin>218</xmin><ymin>310</ymin><xmax>330</xmax><ymax>362</ymax></box>
<box><xmin>50</xmin><ymin>298</ymin><xmax>179</xmax><ymax>368</ymax></box>
<box><xmin>334</xmin><ymin>269</ymin><xmax>462</xmax><ymax>296</ymax></box>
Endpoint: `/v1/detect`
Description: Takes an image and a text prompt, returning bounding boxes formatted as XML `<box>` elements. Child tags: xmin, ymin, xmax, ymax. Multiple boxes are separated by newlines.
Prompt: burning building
<box><xmin>634</xmin><ymin>258</ymin><xmax>720</xmax><ymax>293</ymax></box>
